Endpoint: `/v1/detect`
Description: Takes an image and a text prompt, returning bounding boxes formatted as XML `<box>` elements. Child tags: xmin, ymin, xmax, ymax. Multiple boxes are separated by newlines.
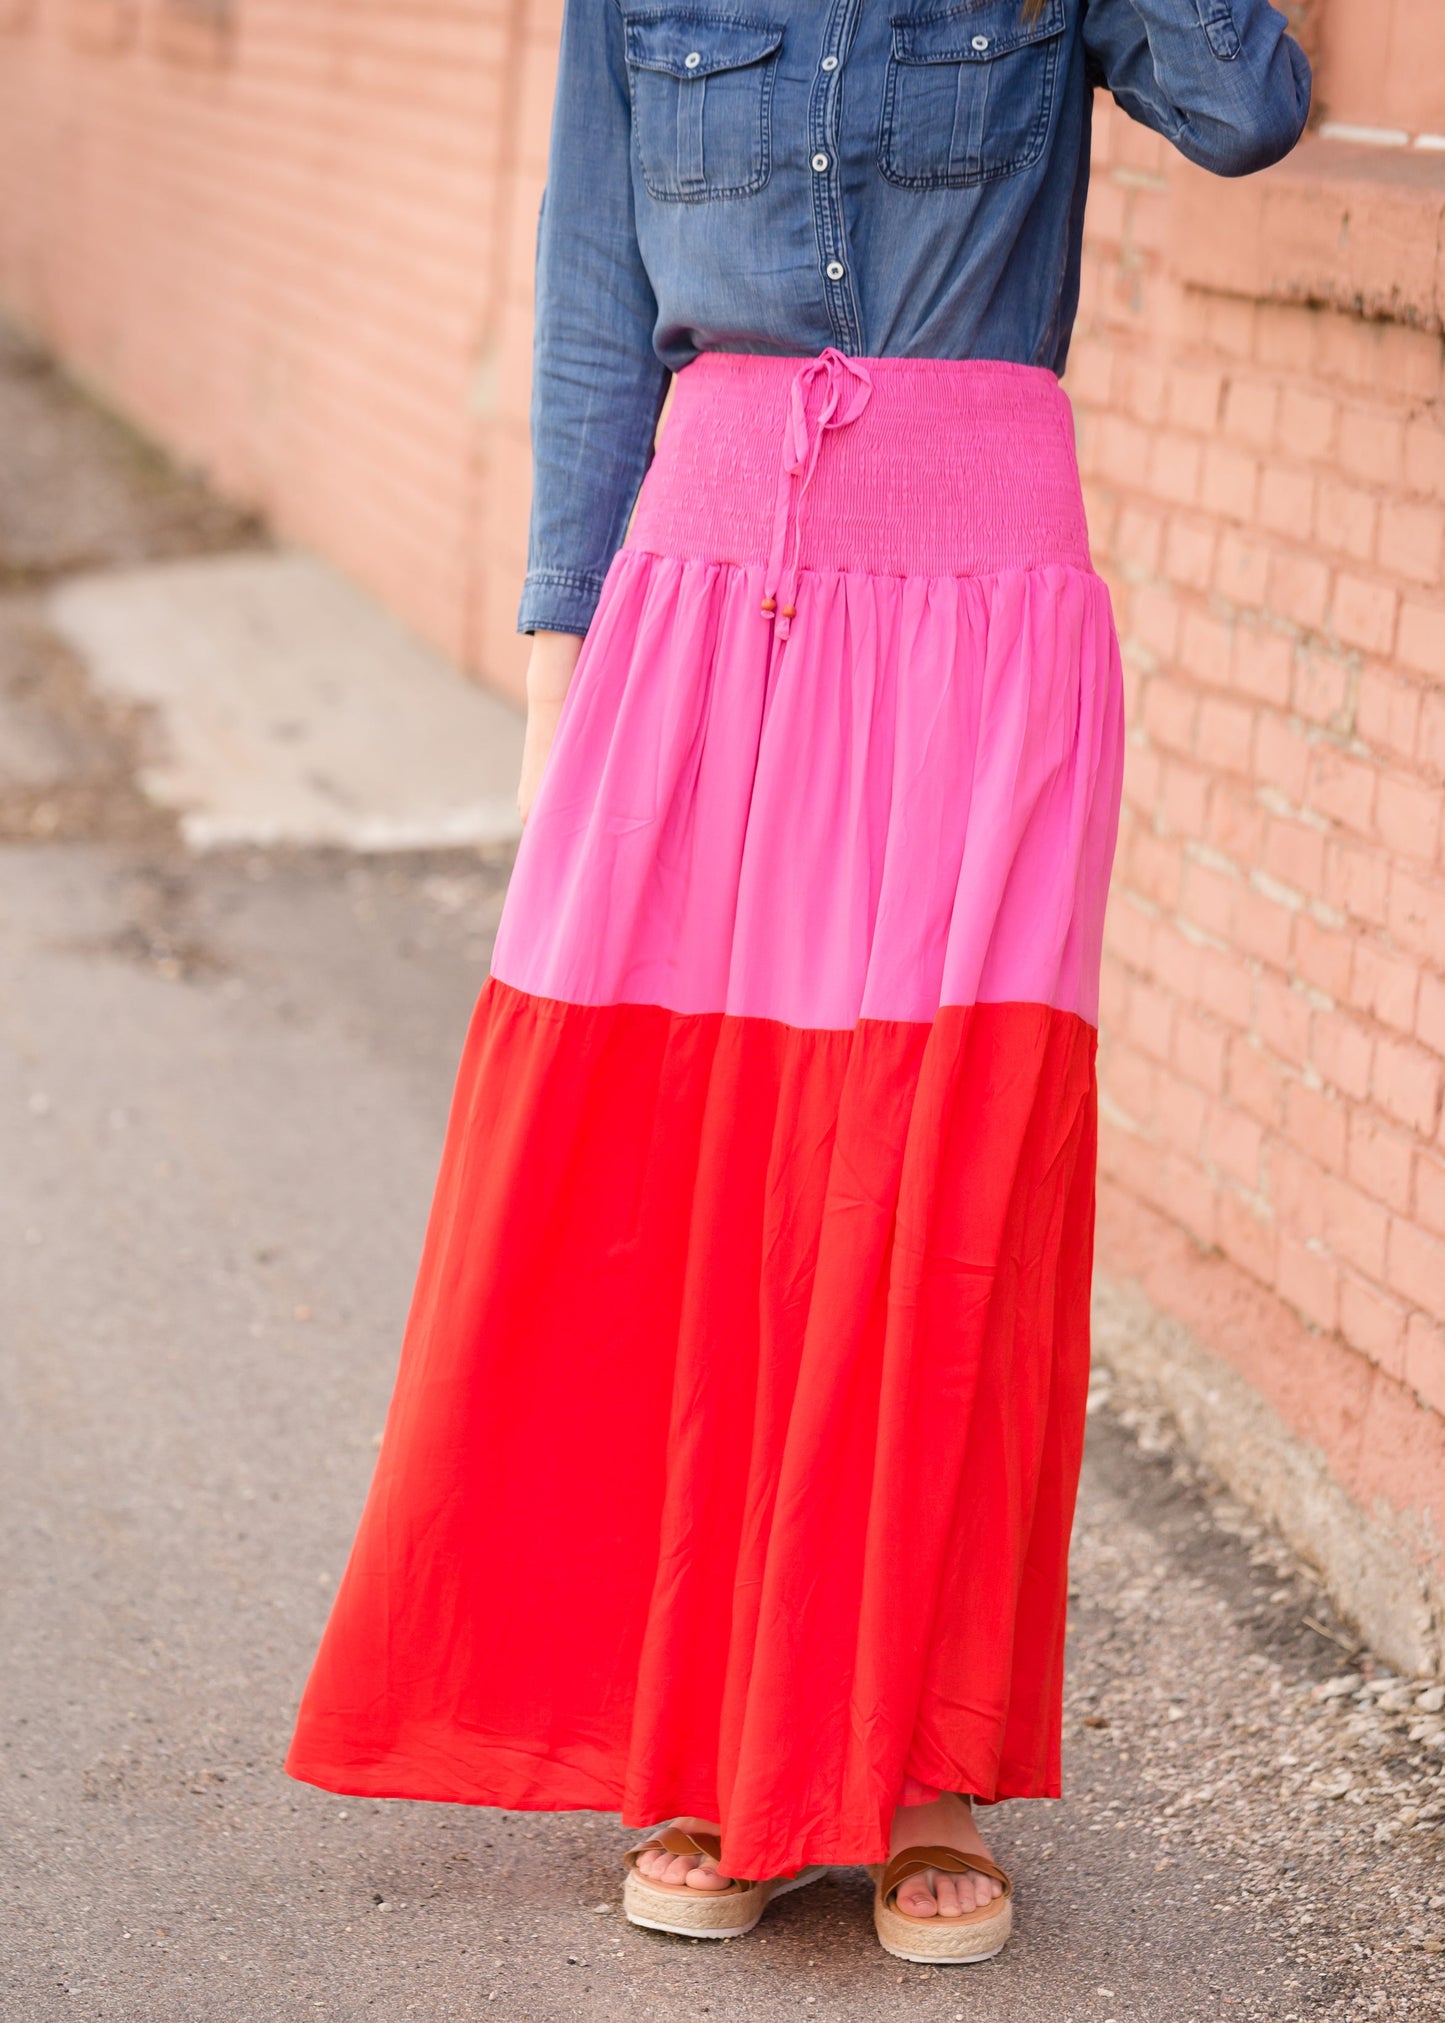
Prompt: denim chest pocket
<box><xmin>880</xmin><ymin>0</ymin><xmax>1065</xmax><ymax>189</ymax></box>
<box><xmin>623</xmin><ymin>10</ymin><xmax>784</xmax><ymax>202</ymax></box>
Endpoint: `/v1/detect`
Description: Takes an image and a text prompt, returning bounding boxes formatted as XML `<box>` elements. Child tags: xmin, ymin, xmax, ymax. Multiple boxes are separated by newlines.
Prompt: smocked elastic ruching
<box><xmin>630</xmin><ymin>352</ymin><xmax>1092</xmax><ymax>582</ymax></box>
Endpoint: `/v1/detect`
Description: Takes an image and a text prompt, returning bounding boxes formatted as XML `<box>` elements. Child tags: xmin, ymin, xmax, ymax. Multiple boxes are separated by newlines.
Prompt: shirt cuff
<box><xmin>516</xmin><ymin>567</ymin><xmax>607</xmax><ymax>638</ymax></box>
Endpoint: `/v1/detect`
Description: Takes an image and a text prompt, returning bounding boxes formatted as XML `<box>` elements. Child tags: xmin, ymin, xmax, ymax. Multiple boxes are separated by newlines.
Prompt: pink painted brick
<box><xmin>1217</xmin><ymin>1190</ymin><xmax>1277</xmax><ymax>1284</ymax></box>
<box><xmin>1355</xmin><ymin>667</ymin><xmax>1422</xmax><ymax>765</ymax></box>
<box><xmin>1351</xmin><ymin>942</ymin><xmax>1420</xmax><ymax>1034</ymax></box>
<box><xmin>1252</xmin><ymin>711</ymin><xmax>1310</xmax><ymax>802</ymax></box>
<box><xmin>1166</xmin><ymin>363</ymin><xmax>1224</xmax><ymax>433</ymax></box>
<box><xmin>1419</xmin><ymin>973</ymin><xmax>1445</xmax><ymax>1059</ymax></box>
<box><xmin>1255</xmin><ymin>975</ymin><xmax>1312</xmax><ymax>1065</ymax></box>
<box><xmin>1313</xmin><ymin>478</ymin><xmax>1377</xmax><ymax>563</ymax></box>
<box><xmin>1125</xmin><ymin>976</ymin><xmax>1177</xmax><ymax>1062</ymax></box>
<box><xmin>1338</xmin><ymin>1272</ymin><xmax>1408</xmax><ymax>1378</ymax></box>
<box><xmin>1422</xmin><ymin>694</ymin><xmax>1445</xmax><ymax>781</ymax></box>
<box><xmin>1417</xmin><ymin>1152</ymin><xmax>1445</xmax><ymax>1242</ymax></box>
<box><xmin>1387</xmin><ymin>1219</ymin><xmax>1445</xmax><ymax>1313</ymax></box>
<box><xmin>1307</xmin><ymin>746</ymin><xmax>1376</xmax><ymax>839</ymax></box>
<box><xmin>1214</xmin><ymin>529</ymin><xmax>1270</xmax><ymax>609</ymax></box>
<box><xmin>1378</xmin><ymin>501</ymin><xmax>1445</xmax><ymax>586</ymax></box>
<box><xmin>1292</xmin><ymin>912</ymin><xmax>1354</xmax><ymax>1002</ymax></box>
<box><xmin>1283</xmin><ymin>1080</ymin><xmax>1348</xmax><ymax>1174</ymax></box>
<box><xmin>1165</xmin><ymin>520</ymin><xmax>1218</xmax><ymax>594</ymax></box>
<box><xmin>1372</xmin><ymin>1033</ymin><xmax>1443</xmax><ymax>1137</ymax></box>
<box><xmin>1375</xmin><ymin>772</ymin><xmax>1443</xmax><ymax>864</ymax></box>
<box><xmin>1262</xmin><ymin>815</ymin><xmax>1325</xmax><ymax>900</ymax></box>
<box><xmin>1276</xmin><ymin>1233</ymin><xmax>1340</xmax><ymax>1332</ymax></box>
<box><xmin>1195</xmin><ymin>694</ymin><xmax>1256</xmax><ymax>774</ymax></box>
<box><xmin>1200</xmin><ymin>440</ymin><xmax>1260</xmax><ymax>521</ymax></box>
<box><xmin>1277</xmin><ymin>385</ymin><xmax>1336</xmax><ymax>460</ymax></box>
<box><xmin>1257</xmin><ymin>465</ymin><xmax>1315</xmax><ymax>540</ymax></box>
<box><xmin>1116</xmin><ymin>502</ymin><xmax>1166</xmax><ymax>574</ymax></box>
<box><xmin>1331</xmin><ymin>574</ymin><xmax>1398</xmax><ymax>657</ymax></box>
<box><xmin>1206</xmin><ymin>778</ymin><xmax>1267</xmax><ymax>862</ymax></box>
<box><xmin>1190</xmin><ymin>942</ymin><xmax>1246</xmax><ymax>1027</ymax></box>
<box><xmin>1132</xmin><ymin>584</ymin><xmax>1183</xmax><ymax>661</ymax></box>
<box><xmin>1226</xmin><ymin>1032</ymin><xmax>1287</xmax><ymax>1127</ymax></box>
<box><xmin>1322</xmin><ymin>1176</ymin><xmax>1391</xmax><ymax>1282</ymax></box>
<box><xmin>1269</xmin><ymin>1142</ymin><xmax>1326</xmax><ymax>1239</ymax></box>
<box><xmin>1324</xmin><ymin>837</ymin><xmax>1391</xmax><ymax>929</ymax></box>
<box><xmin>1292</xmin><ymin>648</ymin><xmax>1351</xmax><ymax>728</ymax></box>
<box><xmin>1149</xmin><ymin>431</ymin><xmax>1204</xmax><ymax>506</ymax></box>
<box><xmin>1174</xmin><ymin>1008</ymin><xmax>1229</xmax><ymax>1093</ymax></box>
<box><xmin>1311</xmin><ymin>1008</ymin><xmax>1375</xmax><ymax>1101</ymax></box>
<box><xmin>1156</xmin><ymin>1069</ymin><xmax>1210</xmax><ymax>1158</ymax></box>
<box><xmin>1234</xmin><ymin>884</ymin><xmax>1295</xmax><ymax>968</ymax></box>
<box><xmin>1141</xmin><ymin>674</ymin><xmax>1197</xmax><ymax>754</ymax></box>
<box><xmin>1221</xmin><ymin>375</ymin><xmax>1278</xmax><ymax>450</ymax></box>
<box><xmin>1388</xmin><ymin>866</ymin><xmax>1445</xmax><ymax>968</ymax></box>
<box><xmin>1348</xmin><ymin>1110</ymin><xmax>1417</xmax><ymax>1214</ymax></box>
<box><xmin>1397</xmin><ymin>602</ymin><xmax>1445</xmax><ymax>682</ymax></box>
<box><xmin>1404</xmin><ymin>1311</ymin><xmax>1445</xmax><ymax>1418</ymax></box>
<box><xmin>1269</xmin><ymin>550</ymin><xmax>1331</xmax><ymax>632</ymax></box>
<box><xmin>1404</xmin><ymin>414</ymin><xmax>1445</xmax><ymax>498</ymax></box>
<box><xmin>1157</xmin><ymin>756</ymin><xmax>1210</xmax><ymax>837</ymax></box>
<box><xmin>1337</xmin><ymin>406</ymin><xmax>1405</xmax><ymax>487</ymax></box>
<box><xmin>1159</xmin><ymin>1151</ymin><xmax>1219</xmax><ymax>1249</ymax></box>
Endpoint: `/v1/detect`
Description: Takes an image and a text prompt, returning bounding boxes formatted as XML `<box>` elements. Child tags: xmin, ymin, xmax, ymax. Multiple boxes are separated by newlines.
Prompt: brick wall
<box><xmin>1073</xmin><ymin>99</ymin><xmax>1445</xmax><ymax>1629</ymax></box>
<box><xmin>0</xmin><ymin>0</ymin><xmax>530</xmax><ymax>678</ymax></box>
<box><xmin>1</xmin><ymin>2</ymin><xmax>1442</xmax><ymax>1645</ymax></box>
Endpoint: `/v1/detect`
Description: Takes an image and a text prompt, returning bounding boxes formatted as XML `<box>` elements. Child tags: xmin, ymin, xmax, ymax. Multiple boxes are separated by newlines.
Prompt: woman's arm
<box><xmin>517</xmin><ymin>0</ymin><xmax>671</xmax><ymax>639</ymax></box>
<box><xmin>1082</xmin><ymin>0</ymin><xmax>1311</xmax><ymax>177</ymax></box>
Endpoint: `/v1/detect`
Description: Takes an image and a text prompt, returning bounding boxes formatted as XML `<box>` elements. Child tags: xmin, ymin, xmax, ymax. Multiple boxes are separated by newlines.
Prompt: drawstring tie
<box><xmin>761</xmin><ymin>347</ymin><xmax>873</xmax><ymax>640</ymax></box>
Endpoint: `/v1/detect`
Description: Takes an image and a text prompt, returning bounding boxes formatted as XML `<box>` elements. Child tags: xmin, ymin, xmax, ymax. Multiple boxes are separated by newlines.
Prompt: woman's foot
<box><xmin>886</xmin><ymin>1792</ymin><xmax>1004</xmax><ymax>1919</ymax></box>
<box><xmin>633</xmin><ymin>1818</ymin><xmax>733</xmax><ymax>1891</ymax></box>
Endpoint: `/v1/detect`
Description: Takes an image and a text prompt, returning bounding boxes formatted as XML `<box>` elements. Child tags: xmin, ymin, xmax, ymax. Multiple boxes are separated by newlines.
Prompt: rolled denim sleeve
<box><xmin>1083</xmin><ymin>0</ymin><xmax>1311</xmax><ymax>177</ymax></box>
<box><xmin>517</xmin><ymin>0</ymin><xmax>670</xmax><ymax>637</ymax></box>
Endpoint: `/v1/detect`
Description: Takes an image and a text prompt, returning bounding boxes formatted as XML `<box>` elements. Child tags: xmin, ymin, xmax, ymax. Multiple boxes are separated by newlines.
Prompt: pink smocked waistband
<box><xmin>629</xmin><ymin>351</ymin><xmax>1093</xmax><ymax>583</ymax></box>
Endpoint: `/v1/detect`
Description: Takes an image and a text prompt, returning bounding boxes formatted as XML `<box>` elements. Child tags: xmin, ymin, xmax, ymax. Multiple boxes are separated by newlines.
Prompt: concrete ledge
<box><xmin>1170</xmin><ymin>134</ymin><xmax>1445</xmax><ymax>330</ymax></box>
<box><xmin>1094</xmin><ymin>1179</ymin><xmax>1445</xmax><ymax>1679</ymax></box>
<box><xmin>1093</xmin><ymin>1271</ymin><xmax>1444</xmax><ymax>1678</ymax></box>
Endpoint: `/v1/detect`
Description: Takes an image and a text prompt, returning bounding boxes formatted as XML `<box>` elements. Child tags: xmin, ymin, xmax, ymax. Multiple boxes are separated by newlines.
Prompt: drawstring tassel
<box><xmin>761</xmin><ymin>348</ymin><xmax>873</xmax><ymax>637</ymax></box>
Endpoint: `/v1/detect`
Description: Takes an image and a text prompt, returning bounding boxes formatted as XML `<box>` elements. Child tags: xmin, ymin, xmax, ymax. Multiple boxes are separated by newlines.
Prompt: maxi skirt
<box><xmin>286</xmin><ymin>350</ymin><xmax>1126</xmax><ymax>1880</ymax></box>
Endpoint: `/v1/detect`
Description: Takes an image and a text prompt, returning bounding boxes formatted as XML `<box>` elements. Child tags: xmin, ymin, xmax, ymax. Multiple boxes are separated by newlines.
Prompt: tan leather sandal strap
<box><xmin>636</xmin><ymin>1825</ymin><xmax>724</xmax><ymax>1863</ymax></box>
<box><xmin>879</xmin><ymin>1843</ymin><xmax>1011</xmax><ymax>1905</ymax></box>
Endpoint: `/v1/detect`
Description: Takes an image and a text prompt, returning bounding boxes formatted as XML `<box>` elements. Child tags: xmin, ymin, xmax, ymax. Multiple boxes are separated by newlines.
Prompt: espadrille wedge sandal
<box><xmin>870</xmin><ymin>1843</ymin><xmax>1013</xmax><ymax>1965</ymax></box>
<box><xmin>622</xmin><ymin>1825</ymin><xmax>827</xmax><ymax>1939</ymax></box>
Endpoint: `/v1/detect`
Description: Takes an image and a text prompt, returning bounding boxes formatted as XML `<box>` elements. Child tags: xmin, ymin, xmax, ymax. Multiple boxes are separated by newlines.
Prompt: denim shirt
<box><xmin>518</xmin><ymin>0</ymin><xmax>1310</xmax><ymax>636</ymax></box>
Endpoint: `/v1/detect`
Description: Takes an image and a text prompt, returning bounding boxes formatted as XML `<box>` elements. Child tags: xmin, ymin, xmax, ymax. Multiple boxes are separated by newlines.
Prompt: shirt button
<box><xmin>684</xmin><ymin>49</ymin><xmax>701</xmax><ymax>67</ymax></box>
<box><xmin>825</xmin><ymin>260</ymin><xmax>845</xmax><ymax>281</ymax></box>
<box><xmin>811</xmin><ymin>152</ymin><xmax>830</xmax><ymax>173</ymax></box>
<box><xmin>821</xmin><ymin>53</ymin><xmax>838</xmax><ymax>70</ymax></box>
<box><xmin>971</xmin><ymin>33</ymin><xmax>990</xmax><ymax>49</ymax></box>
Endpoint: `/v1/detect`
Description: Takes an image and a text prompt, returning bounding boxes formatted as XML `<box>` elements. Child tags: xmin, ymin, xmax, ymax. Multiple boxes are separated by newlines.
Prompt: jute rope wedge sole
<box><xmin>869</xmin><ymin>1844</ymin><xmax>1013</xmax><ymax>1965</ymax></box>
<box><xmin>622</xmin><ymin>1826</ymin><xmax>827</xmax><ymax>1939</ymax></box>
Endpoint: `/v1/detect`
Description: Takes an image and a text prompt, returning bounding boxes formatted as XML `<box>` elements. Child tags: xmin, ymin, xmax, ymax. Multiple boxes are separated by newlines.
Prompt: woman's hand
<box><xmin>518</xmin><ymin>630</ymin><xmax>583</xmax><ymax>825</ymax></box>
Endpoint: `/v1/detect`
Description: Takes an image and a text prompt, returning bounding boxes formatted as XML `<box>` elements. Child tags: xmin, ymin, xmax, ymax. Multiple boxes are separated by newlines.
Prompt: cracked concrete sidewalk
<box><xmin>1</xmin><ymin>321</ymin><xmax>1443</xmax><ymax>2022</ymax></box>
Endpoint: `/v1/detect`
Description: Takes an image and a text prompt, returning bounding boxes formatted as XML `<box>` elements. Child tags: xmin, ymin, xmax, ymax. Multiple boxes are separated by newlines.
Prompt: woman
<box><xmin>287</xmin><ymin>0</ymin><xmax>1310</xmax><ymax>1967</ymax></box>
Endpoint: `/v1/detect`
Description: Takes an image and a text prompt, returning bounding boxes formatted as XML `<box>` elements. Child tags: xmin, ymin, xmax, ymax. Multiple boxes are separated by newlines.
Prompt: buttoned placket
<box><xmin>808</xmin><ymin>0</ymin><xmax>863</xmax><ymax>354</ymax></box>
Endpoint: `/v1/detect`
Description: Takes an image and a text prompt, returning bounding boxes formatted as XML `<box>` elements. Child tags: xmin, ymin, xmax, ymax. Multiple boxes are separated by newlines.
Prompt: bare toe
<box><xmin>934</xmin><ymin>1871</ymin><xmax>966</xmax><ymax>1918</ymax></box>
<box><xmin>684</xmin><ymin>1860</ymin><xmax>732</xmax><ymax>1892</ymax></box>
<box><xmin>897</xmin><ymin>1877</ymin><xmax>938</xmax><ymax>1918</ymax></box>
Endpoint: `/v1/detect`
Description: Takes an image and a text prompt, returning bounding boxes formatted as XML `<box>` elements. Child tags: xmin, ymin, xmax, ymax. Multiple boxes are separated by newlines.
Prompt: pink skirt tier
<box><xmin>286</xmin><ymin>351</ymin><xmax>1126</xmax><ymax>1879</ymax></box>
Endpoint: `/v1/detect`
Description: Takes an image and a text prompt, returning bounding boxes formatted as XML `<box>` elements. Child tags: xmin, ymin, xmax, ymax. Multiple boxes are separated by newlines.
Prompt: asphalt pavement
<box><xmin>2</xmin><ymin>323</ymin><xmax>1444</xmax><ymax>2022</ymax></box>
